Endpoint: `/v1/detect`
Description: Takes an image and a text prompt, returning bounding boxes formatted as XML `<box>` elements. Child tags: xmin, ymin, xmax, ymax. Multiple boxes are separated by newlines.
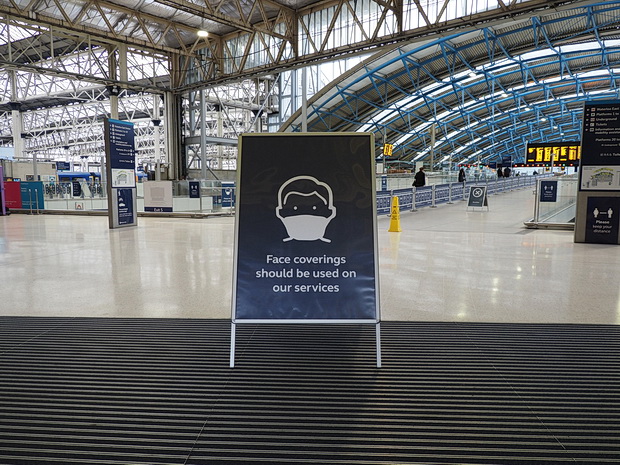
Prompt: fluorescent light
<box><xmin>197</xmin><ymin>30</ymin><xmax>209</xmax><ymax>38</ymax></box>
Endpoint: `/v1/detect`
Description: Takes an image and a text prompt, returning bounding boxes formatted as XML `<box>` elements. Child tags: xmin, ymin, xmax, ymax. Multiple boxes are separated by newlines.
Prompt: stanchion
<box><xmin>388</xmin><ymin>195</ymin><xmax>401</xmax><ymax>232</ymax></box>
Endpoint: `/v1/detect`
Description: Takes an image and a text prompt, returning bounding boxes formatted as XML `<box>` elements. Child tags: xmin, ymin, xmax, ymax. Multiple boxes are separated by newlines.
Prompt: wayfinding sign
<box><xmin>230</xmin><ymin>133</ymin><xmax>381</xmax><ymax>367</ymax></box>
<box><xmin>105</xmin><ymin>118</ymin><xmax>137</xmax><ymax>228</ymax></box>
<box><xmin>575</xmin><ymin>101</ymin><xmax>620</xmax><ymax>244</ymax></box>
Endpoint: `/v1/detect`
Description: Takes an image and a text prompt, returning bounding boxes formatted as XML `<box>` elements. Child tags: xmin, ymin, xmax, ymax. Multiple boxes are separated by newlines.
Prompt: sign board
<box><xmin>540</xmin><ymin>180</ymin><xmax>558</xmax><ymax>202</ymax></box>
<box><xmin>526</xmin><ymin>142</ymin><xmax>581</xmax><ymax>166</ymax></box>
<box><xmin>105</xmin><ymin>118</ymin><xmax>137</xmax><ymax>228</ymax></box>
<box><xmin>467</xmin><ymin>186</ymin><xmax>488</xmax><ymax>209</ymax></box>
<box><xmin>189</xmin><ymin>181</ymin><xmax>200</xmax><ymax>199</ymax></box>
<box><xmin>585</xmin><ymin>197</ymin><xmax>620</xmax><ymax>244</ymax></box>
<box><xmin>575</xmin><ymin>101</ymin><xmax>620</xmax><ymax>244</ymax></box>
<box><xmin>383</xmin><ymin>143</ymin><xmax>393</xmax><ymax>156</ymax></box>
<box><xmin>230</xmin><ymin>133</ymin><xmax>381</xmax><ymax>366</ymax></box>
<box><xmin>56</xmin><ymin>161</ymin><xmax>70</xmax><ymax>171</ymax></box>
<box><xmin>144</xmin><ymin>181</ymin><xmax>173</xmax><ymax>212</ymax></box>
<box><xmin>116</xmin><ymin>189</ymin><xmax>135</xmax><ymax>225</ymax></box>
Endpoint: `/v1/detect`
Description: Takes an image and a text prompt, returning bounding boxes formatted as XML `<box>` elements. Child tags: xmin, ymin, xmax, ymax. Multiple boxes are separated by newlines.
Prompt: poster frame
<box><xmin>229</xmin><ymin>132</ymin><xmax>381</xmax><ymax>368</ymax></box>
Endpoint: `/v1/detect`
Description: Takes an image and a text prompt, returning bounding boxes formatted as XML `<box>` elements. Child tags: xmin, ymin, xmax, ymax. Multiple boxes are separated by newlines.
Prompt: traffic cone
<box><xmin>388</xmin><ymin>196</ymin><xmax>402</xmax><ymax>232</ymax></box>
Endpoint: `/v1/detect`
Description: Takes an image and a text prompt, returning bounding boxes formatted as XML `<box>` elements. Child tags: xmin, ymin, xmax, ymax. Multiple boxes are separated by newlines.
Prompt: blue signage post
<box><xmin>230</xmin><ymin>133</ymin><xmax>381</xmax><ymax>367</ymax></box>
<box><xmin>105</xmin><ymin>118</ymin><xmax>137</xmax><ymax>229</ymax></box>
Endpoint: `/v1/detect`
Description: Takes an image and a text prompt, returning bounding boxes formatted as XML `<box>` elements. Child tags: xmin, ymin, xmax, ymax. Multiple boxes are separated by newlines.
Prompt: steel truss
<box><xmin>281</xmin><ymin>2</ymin><xmax>620</xmax><ymax>166</ymax></box>
<box><xmin>0</xmin><ymin>0</ymin><xmax>608</xmax><ymax>173</ymax></box>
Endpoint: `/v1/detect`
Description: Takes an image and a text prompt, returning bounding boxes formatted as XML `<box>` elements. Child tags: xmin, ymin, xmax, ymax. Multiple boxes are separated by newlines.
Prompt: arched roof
<box><xmin>280</xmin><ymin>1</ymin><xmax>620</xmax><ymax>166</ymax></box>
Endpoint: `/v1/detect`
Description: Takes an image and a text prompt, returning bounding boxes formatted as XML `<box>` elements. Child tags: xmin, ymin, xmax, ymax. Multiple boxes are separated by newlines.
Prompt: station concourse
<box><xmin>1</xmin><ymin>186</ymin><xmax>619</xmax><ymax>464</ymax></box>
<box><xmin>2</xmin><ymin>0</ymin><xmax>620</xmax><ymax>463</ymax></box>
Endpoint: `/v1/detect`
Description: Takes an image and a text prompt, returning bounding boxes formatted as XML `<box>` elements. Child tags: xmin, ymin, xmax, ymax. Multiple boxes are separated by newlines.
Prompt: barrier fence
<box><xmin>376</xmin><ymin>175</ymin><xmax>543</xmax><ymax>215</ymax></box>
<box><xmin>6</xmin><ymin>175</ymin><xmax>544</xmax><ymax>216</ymax></box>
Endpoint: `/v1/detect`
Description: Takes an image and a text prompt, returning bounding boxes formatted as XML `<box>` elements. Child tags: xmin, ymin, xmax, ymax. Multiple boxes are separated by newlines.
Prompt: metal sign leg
<box><xmin>375</xmin><ymin>322</ymin><xmax>382</xmax><ymax>368</ymax></box>
<box><xmin>229</xmin><ymin>322</ymin><xmax>236</xmax><ymax>368</ymax></box>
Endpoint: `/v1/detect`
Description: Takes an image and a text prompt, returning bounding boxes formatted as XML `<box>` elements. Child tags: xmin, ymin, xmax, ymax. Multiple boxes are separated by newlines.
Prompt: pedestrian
<box><xmin>458</xmin><ymin>167</ymin><xmax>466</xmax><ymax>183</ymax></box>
<box><xmin>503</xmin><ymin>166</ymin><xmax>511</xmax><ymax>178</ymax></box>
<box><xmin>413</xmin><ymin>167</ymin><xmax>426</xmax><ymax>187</ymax></box>
<box><xmin>497</xmin><ymin>167</ymin><xmax>503</xmax><ymax>178</ymax></box>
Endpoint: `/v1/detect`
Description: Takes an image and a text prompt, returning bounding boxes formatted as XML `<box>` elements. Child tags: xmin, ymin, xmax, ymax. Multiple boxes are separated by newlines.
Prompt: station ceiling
<box><xmin>281</xmin><ymin>1</ymin><xmax>620</xmax><ymax>165</ymax></box>
<box><xmin>0</xmin><ymin>0</ymin><xmax>614</xmax><ymax>165</ymax></box>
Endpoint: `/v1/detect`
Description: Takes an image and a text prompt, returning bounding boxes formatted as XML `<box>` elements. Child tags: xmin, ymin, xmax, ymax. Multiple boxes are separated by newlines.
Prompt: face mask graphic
<box><xmin>276</xmin><ymin>176</ymin><xmax>336</xmax><ymax>243</ymax></box>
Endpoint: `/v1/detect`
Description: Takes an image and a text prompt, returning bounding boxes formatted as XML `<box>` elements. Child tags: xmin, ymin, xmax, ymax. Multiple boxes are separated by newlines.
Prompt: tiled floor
<box><xmin>1</xmin><ymin>186</ymin><xmax>619</xmax><ymax>324</ymax></box>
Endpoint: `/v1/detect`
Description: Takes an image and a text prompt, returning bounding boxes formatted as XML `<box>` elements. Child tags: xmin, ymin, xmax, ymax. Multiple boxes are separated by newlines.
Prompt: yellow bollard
<box><xmin>388</xmin><ymin>195</ymin><xmax>402</xmax><ymax>232</ymax></box>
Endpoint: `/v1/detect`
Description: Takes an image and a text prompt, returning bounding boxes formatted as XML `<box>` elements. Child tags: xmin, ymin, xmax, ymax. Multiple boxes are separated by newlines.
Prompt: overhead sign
<box><xmin>540</xmin><ymin>180</ymin><xmax>558</xmax><ymax>202</ymax></box>
<box><xmin>467</xmin><ymin>185</ymin><xmax>488</xmax><ymax>209</ymax></box>
<box><xmin>526</xmin><ymin>142</ymin><xmax>581</xmax><ymax>165</ymax></box>
<box><xmin>383</xmin><ymin>143</ymin><xmax>393</xmax><ymax>156</ymax></box>
<box><xmin>55</xmin><ymin>161</ymin><xmax>70</xmax><ymax>171</ymax></box>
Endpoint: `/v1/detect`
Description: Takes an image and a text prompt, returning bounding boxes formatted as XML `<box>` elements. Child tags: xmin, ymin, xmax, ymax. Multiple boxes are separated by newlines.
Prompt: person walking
<box><xmin>458</xmin><ymin>167</ymin><xmax>466</xmax><ymax>183</ymax></box>
<box><xmin>413</xmin><ymin>167</ymin><xmax>426</xmax><ymax>187</ymax></box>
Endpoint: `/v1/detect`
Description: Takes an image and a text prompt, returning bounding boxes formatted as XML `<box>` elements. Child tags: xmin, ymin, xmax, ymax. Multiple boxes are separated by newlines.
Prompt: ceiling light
<box><xmin>197</xmin><ymin>30</ymin><xmax>209</xmax><ymax>38</ymax></box>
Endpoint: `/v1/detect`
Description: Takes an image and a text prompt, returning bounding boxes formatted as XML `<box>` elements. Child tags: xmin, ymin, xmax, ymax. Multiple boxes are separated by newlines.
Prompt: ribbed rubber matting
<box><xmin>0</xmin><ymin>318</ymin><xmax>619</xmax><ymax>464</ymax></box>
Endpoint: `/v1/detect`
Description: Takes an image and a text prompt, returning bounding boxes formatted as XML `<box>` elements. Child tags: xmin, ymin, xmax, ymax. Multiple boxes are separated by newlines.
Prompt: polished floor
<box><xmin>1</xmin><ymin>186</ymin><xmax>619</xmax><ymax>324</ymax></box>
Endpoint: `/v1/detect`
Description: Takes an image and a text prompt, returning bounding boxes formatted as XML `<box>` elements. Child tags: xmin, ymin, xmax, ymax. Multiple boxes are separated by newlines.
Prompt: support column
<box><xmin>164</xmin><ymin>91</ymin><xmax>182</xmax><ymax>180</ymax></box>
<box><xmin>200</xmin><ymin>90</ymin><xmax>207</xmax><ymax>180</ymax></box>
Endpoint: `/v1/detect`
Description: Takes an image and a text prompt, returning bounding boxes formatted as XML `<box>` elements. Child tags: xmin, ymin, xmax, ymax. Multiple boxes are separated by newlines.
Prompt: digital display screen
<box><xmin>525</xmin><ymin>142</ymin><xmax>581</xmax><ymax>165</ymax></box>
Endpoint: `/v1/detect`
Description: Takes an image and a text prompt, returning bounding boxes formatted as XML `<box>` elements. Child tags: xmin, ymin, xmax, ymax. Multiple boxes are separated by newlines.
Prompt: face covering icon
<box><xmin>276</xmin><ymin>175</ymin><xmax>336</xmax><ymax>243</ymax></box>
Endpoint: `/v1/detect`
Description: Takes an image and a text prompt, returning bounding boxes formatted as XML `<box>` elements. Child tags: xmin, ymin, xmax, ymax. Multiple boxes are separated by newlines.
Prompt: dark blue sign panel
<box><xmin>106</xmin><ymin>119</ymin><xmax>135</xmax><ymax>169</ymax></box>
<box><xmin>189</xmin><ymin>181</ymin><xmax>200</xmax><ymax>199</ymax></box>
<box><xmin>117</xmin><ymin>189</ymin><xmax>134</xmax><ymax>226</ymax></box>
<box><xmin>56</xmin><ymin>161</ymin><xmax>70</xmax><ymax>171</ymax></box>
<box><xmin>467</xmin><ymin>186</ymin><xmax>488</xmax><ymax>208</ymax></box>
<box><xmin>585</xmin><ymin>197</ymin><xmax>620</xmax><ymax>244</ymax></box>
<box><xmin>581</xmin><ymin>101</ymin><xmax>620</xmax><ymax>167</ymax></box>
<box><xmin>540</xmin><ymin>180</ymin><xmax>558</xmax><ymax>202</ymax></box>
<box><xmin>72</xmin><ymin>181</ymin><xmax>82</xmax><ymax>197</ymax></box>
<box><xmin>221</xmin><ymin>182</ymin><xmax>235</xmax><ymax>207</ymax></box>
<box><xmin>233</xmin><ymin>134</ymin><xmax>378</xmax><ymax>321</ymax></box>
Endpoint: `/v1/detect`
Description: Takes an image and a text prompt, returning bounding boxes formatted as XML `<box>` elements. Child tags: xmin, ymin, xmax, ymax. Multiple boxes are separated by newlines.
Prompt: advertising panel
<box><xmin>232</xmin><ymin>134</ymin><xmax>379</xmax><ymax>322</ymax></box>
<box><xmin>4</xmin><ymin>181</ymin><xmax>22</xmax><ymax>209</ymax></box>
<box><xmin>20</xmin><ymin>181</ymin><xmax>44</xmax><ymax>210</ymax></box>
